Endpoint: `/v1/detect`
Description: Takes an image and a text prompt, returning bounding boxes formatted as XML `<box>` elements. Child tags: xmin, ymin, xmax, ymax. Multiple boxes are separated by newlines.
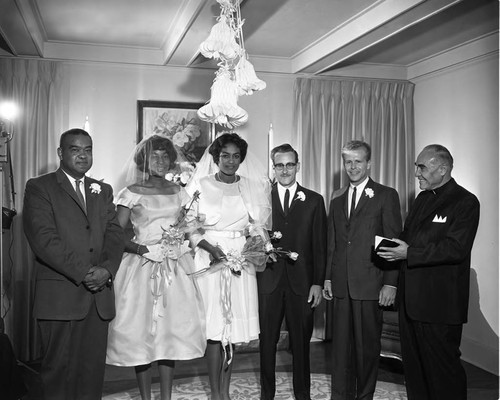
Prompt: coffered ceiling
<box><xmin>0</xmin><ymin>0</ymin><xmax>497</xmax><ymax>75</ymax></box>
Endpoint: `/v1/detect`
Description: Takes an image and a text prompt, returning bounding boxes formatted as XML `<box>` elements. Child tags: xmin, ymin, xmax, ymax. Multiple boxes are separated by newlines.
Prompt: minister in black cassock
<box><xmin>378</xmin><ymin>144</ymin><xmax>480</xmax><ymax>400</ymax></box>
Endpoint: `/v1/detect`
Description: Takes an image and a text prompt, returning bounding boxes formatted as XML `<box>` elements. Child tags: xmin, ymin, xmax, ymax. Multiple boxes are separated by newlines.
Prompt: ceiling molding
<box><xmin>15</xmin><ymin>0</ymin><xmax>45</xmax><ymax>57</ymax></box>
<box><xmin>161</xmin><ymin>0</ymin><xmax>209</xmax><ymax>65</ymax></box>
<box><xmin>408</xmin><ymin>31</ymin><xmax>499</xmax><ymax>80</ymax></box>
<box><xmin>0</xmin><ymin>0</ymin><xmax>495</xmax><ymax>78</ymax></box>
<box><xmin>43</xmin><ymin>42</ymin><xmax>165</xmax><ymax>65</ymax></box>
<box><xmin>291</xmin><ymin>0</ymin><xmax>425</xmax><ymax>74</ymax></box>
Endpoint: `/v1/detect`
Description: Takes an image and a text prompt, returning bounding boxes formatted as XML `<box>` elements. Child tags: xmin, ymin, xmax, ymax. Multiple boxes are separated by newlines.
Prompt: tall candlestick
<box><xmin>268</xmin><ymin>123</ymin><xmax>274</xmax><ymax>179</ymax></box>
<box><xmin>83</xmin><ymin>115</ymin><xmax>90</xmax><ymax>132</ymax></box>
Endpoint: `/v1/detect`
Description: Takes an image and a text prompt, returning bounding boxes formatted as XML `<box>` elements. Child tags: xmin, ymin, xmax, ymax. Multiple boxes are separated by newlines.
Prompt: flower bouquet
<box><xmin>192</xmin><ymin>231</ymin><xmax>298</xmax><ymax>276</ymax></box>
<box><xmin>141</xmin><ymin>190</ymin><xmax>203</xmax><ymax>334</ymax></box>
<box><xmin>142</xmin><ymin>190</ymin><xmax>204</xmax><ymax>275</ymax></box>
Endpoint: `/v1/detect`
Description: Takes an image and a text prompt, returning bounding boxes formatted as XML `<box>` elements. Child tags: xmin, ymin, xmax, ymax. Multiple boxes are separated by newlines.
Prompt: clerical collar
<box><xmin>427</xmin><ymin>178</ymin><xmax>454</xmax><ymax>196</ymax></box>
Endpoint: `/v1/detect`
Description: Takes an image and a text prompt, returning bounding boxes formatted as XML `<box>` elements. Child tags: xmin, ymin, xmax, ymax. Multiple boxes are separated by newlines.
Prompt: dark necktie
<box><xmin>75</xmin><ymin>179</ymin><xmax>86</xmax><ymax>208</ymax></box>
<box><xmin>284</xmin><ymin>189</ymin><xmax>290</xmax><ymax>216</ymax></box>
<box><xmin>349</xmin><ymin>186</ymin><xmax>357</xmax><ymax>219</ymax></box>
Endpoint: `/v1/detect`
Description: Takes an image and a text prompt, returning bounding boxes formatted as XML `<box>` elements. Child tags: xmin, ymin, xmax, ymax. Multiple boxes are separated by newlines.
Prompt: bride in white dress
<box><xmin>187</xmin><ymin>132</ymin><xmax>271</xmax><ymax>400</ymax></box>
<box><xmin>106</xmin><ymin>135</ymin><xmax>206</xmax><ymax>400</ymax></box>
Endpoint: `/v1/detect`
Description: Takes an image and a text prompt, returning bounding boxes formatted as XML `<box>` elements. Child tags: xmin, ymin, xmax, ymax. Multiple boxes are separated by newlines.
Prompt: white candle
<box><xmin>268</xmin><ymin>123</ymin><xmax>274</xmax><ymax>179</ymax></box>
<box><xmin>83</xmin><ymin>115</ymin><xmax>90</xmax><ymax>132</ymax></box>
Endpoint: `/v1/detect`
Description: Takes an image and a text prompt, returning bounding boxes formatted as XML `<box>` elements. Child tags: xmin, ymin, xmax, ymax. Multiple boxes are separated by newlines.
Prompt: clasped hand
<box><xmin>83</xmin><ymin>266</ymin><xmax>111</xmax><ymax>293</ymax></box>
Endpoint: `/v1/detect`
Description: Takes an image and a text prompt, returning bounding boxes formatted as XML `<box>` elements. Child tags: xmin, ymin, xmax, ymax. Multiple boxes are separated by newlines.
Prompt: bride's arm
<box><xmin>116</xmin><ymin>205</ymin><xmax>148</xmax><ymax>256</ymax></box>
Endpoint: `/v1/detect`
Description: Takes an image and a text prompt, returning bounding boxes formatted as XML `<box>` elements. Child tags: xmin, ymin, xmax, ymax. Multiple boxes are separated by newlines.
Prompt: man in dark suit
<box><xmin>323</xmin><ymin>140</ymin><xmax>402</xmax><ymax>400</ymax></box>
<box><xmin>378</xmin><ymin>144</ymin><xmax>480</xmax><ymax>400</ymax></box>
<box><xmin>257</xmin><ymin>143</ymin><xmax>327</xmax><ymax>400</ymax></box>
<box><xmin>23</xmin><ymin>128</ymin><xmax>124</xmax><ymax>400</ymax></box>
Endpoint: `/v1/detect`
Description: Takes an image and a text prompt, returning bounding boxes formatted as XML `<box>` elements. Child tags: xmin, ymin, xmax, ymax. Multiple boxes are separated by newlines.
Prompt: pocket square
<box><xmin>432</xmin><ymin>215</ymin><xmax>447</xmax><ymax>223</ymax></box>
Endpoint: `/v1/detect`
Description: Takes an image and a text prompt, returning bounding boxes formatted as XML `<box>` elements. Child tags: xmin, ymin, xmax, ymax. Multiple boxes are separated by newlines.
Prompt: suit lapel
<box><xmin>272</xmin><ymin>185</ymin><xmax>285</xmax><ymax>218</ymax></box>
<box><xmin>56</xmin><ymin>169</ymin><xmax>88</xmax><ymax>217</ymax></box>
<box><xmin>341</xmin><ymin>186</ymin><xmax>349</xmax><ymax>221</ymax></box>
<box><xmin>288</xmin><ymin>184</ymin><xmax>301</xmax><ymax>215</ymax></box>
<box><xmin>412</xmin><ymin>182</ymin><xmax>456</xmax><ymax>226</ymax></box>
<box><xmin>84</xmin><ymin>178</ymin><xmax>98</xmax><ymax>220</ymax></box>
<box><xmin>351</xmin><ymin>178</ymin><xmax>373</xmax><ymax>218</ymax></box>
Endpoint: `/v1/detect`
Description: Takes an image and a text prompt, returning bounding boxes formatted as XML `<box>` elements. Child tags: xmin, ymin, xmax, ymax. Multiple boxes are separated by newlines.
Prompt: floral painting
<box><xmin>137</xmin><ymin>101</ymin><xmax>214</xmax><ymax>163</ymax></box>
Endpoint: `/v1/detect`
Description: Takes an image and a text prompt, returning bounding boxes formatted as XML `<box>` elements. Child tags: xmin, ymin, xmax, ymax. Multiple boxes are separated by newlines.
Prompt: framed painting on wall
<box><xmin>137</xmin><ymin>100</ymin><xmax>214</xmax><ymax>163</ymax></box>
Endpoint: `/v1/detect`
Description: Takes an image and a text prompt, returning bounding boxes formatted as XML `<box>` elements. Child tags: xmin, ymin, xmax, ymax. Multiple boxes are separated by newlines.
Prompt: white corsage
<box><xmin>296</xmin><ymin>191</ymin><xmax>306</xmax><ymax>201</ymax></box>
<box><xmin>270</xmin><ymin>231</ymin><xmax>282</xmax><ymax>240</ymax></box>
<box><xmin>165</xmin><ymin>165</ymin><xmax>193</xmax><ymax>186</ymax></box>
<box><xmin>90</xmin><ymin>183</ymin><xmax>101</xmax><ymax>194</ymax></box>
<box><xmin>364</xmin><ymin>188</ymin><xmax>374</xmax><ymax>198</ymax></box>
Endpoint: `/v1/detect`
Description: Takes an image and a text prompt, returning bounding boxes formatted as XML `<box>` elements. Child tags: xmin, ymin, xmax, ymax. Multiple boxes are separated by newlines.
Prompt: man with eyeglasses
<box><xmin>323</xmin><ymin>140</ymin><xmax>402</xmax><ymax>400</ymax></box>
<box><xmin>377</xmin><ymin>144</ymin><xmax>480</xmax><ymax>400</ymax></box>
<box><xmin>257</xmin><ymin>143</ymin><xmax>327</xmax><ymax>400</ymax></box>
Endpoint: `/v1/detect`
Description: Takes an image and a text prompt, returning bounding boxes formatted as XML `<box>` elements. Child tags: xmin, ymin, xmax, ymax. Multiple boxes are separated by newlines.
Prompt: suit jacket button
<box><xmin>86</xmin><ymin>225</ymin><xmax>90</xmax><ymax>229</ymax></box>
<box><xmin>89</xmin><ymin>248</ymin><xmax>94</xmax><ymax>252</ymax></box>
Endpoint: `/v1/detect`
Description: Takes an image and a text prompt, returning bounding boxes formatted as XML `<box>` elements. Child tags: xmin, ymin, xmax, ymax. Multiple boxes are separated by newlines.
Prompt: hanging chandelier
<box><xmin>197</xmin><ymin>0</ymin><xmax>266</xmax><ymax>129</ymax></box>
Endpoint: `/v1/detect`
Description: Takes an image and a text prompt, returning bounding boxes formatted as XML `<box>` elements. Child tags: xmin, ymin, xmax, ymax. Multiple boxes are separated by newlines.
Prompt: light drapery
<box><xmin>292</xmin><ymin>77</ymin><xmax>415</xmax><ymax>338</ymax></box>
<box><xmin>0</xmin><ymin>58</ymin><xmax>63</xmax><ymax>360</ymax></box>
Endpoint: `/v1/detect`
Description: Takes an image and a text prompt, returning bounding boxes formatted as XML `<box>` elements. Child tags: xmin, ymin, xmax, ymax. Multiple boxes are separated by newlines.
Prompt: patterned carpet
<box><xmin>102</xmin><ymin>371</ymin><xmax>408</xmax><ymax>400</ymax></box>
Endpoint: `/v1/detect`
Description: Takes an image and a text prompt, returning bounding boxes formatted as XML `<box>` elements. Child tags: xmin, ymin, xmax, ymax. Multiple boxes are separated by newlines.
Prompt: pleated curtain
<box><xmin>292</xmin><ymin>77</ymin><xmax>415</xmax><ymax>338</ymax></box>
<box><xmin>0</xmin><ymin>58</ymin><xmax>63</xmax><ymax>360</ymax></box>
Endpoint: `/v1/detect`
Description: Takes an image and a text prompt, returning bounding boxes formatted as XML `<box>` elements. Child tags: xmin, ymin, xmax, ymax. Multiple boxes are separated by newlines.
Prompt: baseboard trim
<box><xmin>461</xmin><ymin>336</ymin><xmax>499</xmax><ymax>375</ymax></box>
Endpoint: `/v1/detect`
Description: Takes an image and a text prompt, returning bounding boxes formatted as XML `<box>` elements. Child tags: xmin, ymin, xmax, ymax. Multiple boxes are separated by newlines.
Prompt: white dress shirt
<box><xmin>277</xmin><ymin>182</ymin><xmax>297</xmax><ymax>211</ymax></box>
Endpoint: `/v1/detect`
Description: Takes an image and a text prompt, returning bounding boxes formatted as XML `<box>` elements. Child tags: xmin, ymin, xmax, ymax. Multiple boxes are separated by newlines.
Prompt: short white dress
<box><xmin>106</xmin><ymin>187</ymin><xmax>206</xmax><ymax>366</ymax></box>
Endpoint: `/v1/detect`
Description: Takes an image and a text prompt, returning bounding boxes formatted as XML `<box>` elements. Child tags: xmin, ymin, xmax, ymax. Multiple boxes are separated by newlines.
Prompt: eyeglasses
<box><xmin>274</xmin><ymin>162</ymin><xmax>297</xmax><ymax>171</ymax></box>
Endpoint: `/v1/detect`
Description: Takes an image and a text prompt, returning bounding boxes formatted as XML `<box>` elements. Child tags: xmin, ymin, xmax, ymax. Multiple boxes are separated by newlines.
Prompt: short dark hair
<box><xmin>59</xmin><ymin>128</ymin><xmax>91</xmax><ymax>148</ymax></box>
<box><xmin>134</xmin><ymin>135</ymin><xmax>178</xmax><ymax>172</ymax></box>
<box><xmin>209</xmin><ymin>133</ymin><xmax>248</xmax><ymax>164</ymax></box>
<box><xmin>423</xmin><ymin>144</ymin><xmax>454</xmax><ymax>169</ymax></box>
<box><xmin>341</xmin><ymin>140</ymin><xmax>371</xmax><ymax>161</ymax></box>
<box><xmin>270</xmin><ymin>143</ymin><xmax>298</xmax><ymax>164</ymax></box>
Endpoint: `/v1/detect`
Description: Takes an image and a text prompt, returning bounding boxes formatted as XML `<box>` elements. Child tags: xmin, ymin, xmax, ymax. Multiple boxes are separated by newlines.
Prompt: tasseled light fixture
<box><xmin>198</xmin><ymin>0</ymin><xmax>266</xmax><ymax>128</ymax></box>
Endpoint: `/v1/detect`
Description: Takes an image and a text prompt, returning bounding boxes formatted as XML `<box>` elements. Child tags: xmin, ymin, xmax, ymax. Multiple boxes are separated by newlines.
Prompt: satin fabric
<box><xmin>106</xmin><ymin>188</ymin><xmax>206</xmax><ymax>366</ymax></box>
<box><xmin>192</xmin><ymin>176</ymin><xmax>260</xmax><ymax>344</ymax></box>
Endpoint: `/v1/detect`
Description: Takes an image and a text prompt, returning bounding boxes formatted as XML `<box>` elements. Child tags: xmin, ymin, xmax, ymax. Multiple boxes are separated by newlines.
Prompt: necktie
<box><xmin>349</xmin><ymin>186</ymin><xmax>357</xmax><ymax>219</ymax></box>
<box><xmin>284</xmin><ymin>189</ymin><xmax>290</xmax><ymax>216</ymax></box>
<box><xmin>75</xmin><ymin>179</ymin><xmax>86</xmax><ymax>208</ymax></box>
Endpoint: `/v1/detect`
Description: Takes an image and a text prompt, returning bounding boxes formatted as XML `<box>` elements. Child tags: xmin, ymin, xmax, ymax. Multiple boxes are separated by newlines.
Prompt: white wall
<box><xmin>62</xmin><ymin>62</ymin><xmax>295</xmax><ymax>190</ymax></box>
<box><xmin>412</xmin><ymin>52</ymin><xmax>499</xmax><ymax>374</ymax></box>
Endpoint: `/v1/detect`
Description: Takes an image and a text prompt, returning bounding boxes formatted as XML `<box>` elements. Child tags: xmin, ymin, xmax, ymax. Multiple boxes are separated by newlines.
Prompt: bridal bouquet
<box><xmin>193</xmin><ymin>232</ymin><xmax>299</xmax><ymax>276</ymax></box>
<box><xmin>143</xmin><ymin>190</ymin><xmax>204</xmax><ymax>264</ymax></box>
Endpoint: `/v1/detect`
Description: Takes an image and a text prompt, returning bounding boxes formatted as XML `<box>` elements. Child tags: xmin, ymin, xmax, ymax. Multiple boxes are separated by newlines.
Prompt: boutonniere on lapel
<box><xmin>90</xmin><ymin>183</ymin><xmax>102</xmax><ymax>194</ymax></box>
<box><xmin>296</xmin><ymin>191</ymin><xmax>306</xmax><ymax>201</ymax></box>
<box><xmin>364</xmin><ymin>188</ymin><xmax>374</xmax><ymax>198</ymax></box>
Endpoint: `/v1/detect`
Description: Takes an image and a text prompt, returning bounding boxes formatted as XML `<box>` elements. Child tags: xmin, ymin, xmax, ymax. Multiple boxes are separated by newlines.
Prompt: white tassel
<box><xmin>235</xmin><ymin>56</ymin><xmax>266</xmax><ymax>95</ymax></box>
<box><xmin>199</xmin><ymin>15</ymin><xmax>241</xmax><ymax>60</ymax></box>
<box><xmin>198</xmin><ymin>69</ymin><xmax>248</xmax><ymax>128</ymax></box>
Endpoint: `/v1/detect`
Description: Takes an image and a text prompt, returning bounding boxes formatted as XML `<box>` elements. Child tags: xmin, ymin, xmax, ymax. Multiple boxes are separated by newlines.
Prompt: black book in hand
<box><xmin>374</xmin><ymin>235</ymin><xmax>399</xmax><ymax>251</ymax></box>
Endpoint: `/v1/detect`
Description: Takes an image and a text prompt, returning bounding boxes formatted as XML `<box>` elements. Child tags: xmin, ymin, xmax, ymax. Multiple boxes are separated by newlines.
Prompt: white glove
<box><xmin>143</xmin><ymin>244</ymin><xmax>164</xmax><ymax>262</ymax></box>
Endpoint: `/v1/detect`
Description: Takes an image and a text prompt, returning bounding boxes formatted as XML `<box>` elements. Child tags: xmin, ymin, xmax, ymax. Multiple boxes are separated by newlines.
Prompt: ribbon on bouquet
<box><xmin>148</xmin><ymin>257</ymin><xmax>177</xmax><ymax>335</ymax></box>
<box><xmin>143</xmin><ymin>242</ymin><xmax>191</xmax><ymax>335</ymax></box>
<box><xmin>189</xmin><ymin>253</ymin><xmax>250</xmax><ymax>365</ymax></box>
<box><xmin>219</xmin><ymin>265</ymin><xmax>234</xmax><ymax>365</ymax></box>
